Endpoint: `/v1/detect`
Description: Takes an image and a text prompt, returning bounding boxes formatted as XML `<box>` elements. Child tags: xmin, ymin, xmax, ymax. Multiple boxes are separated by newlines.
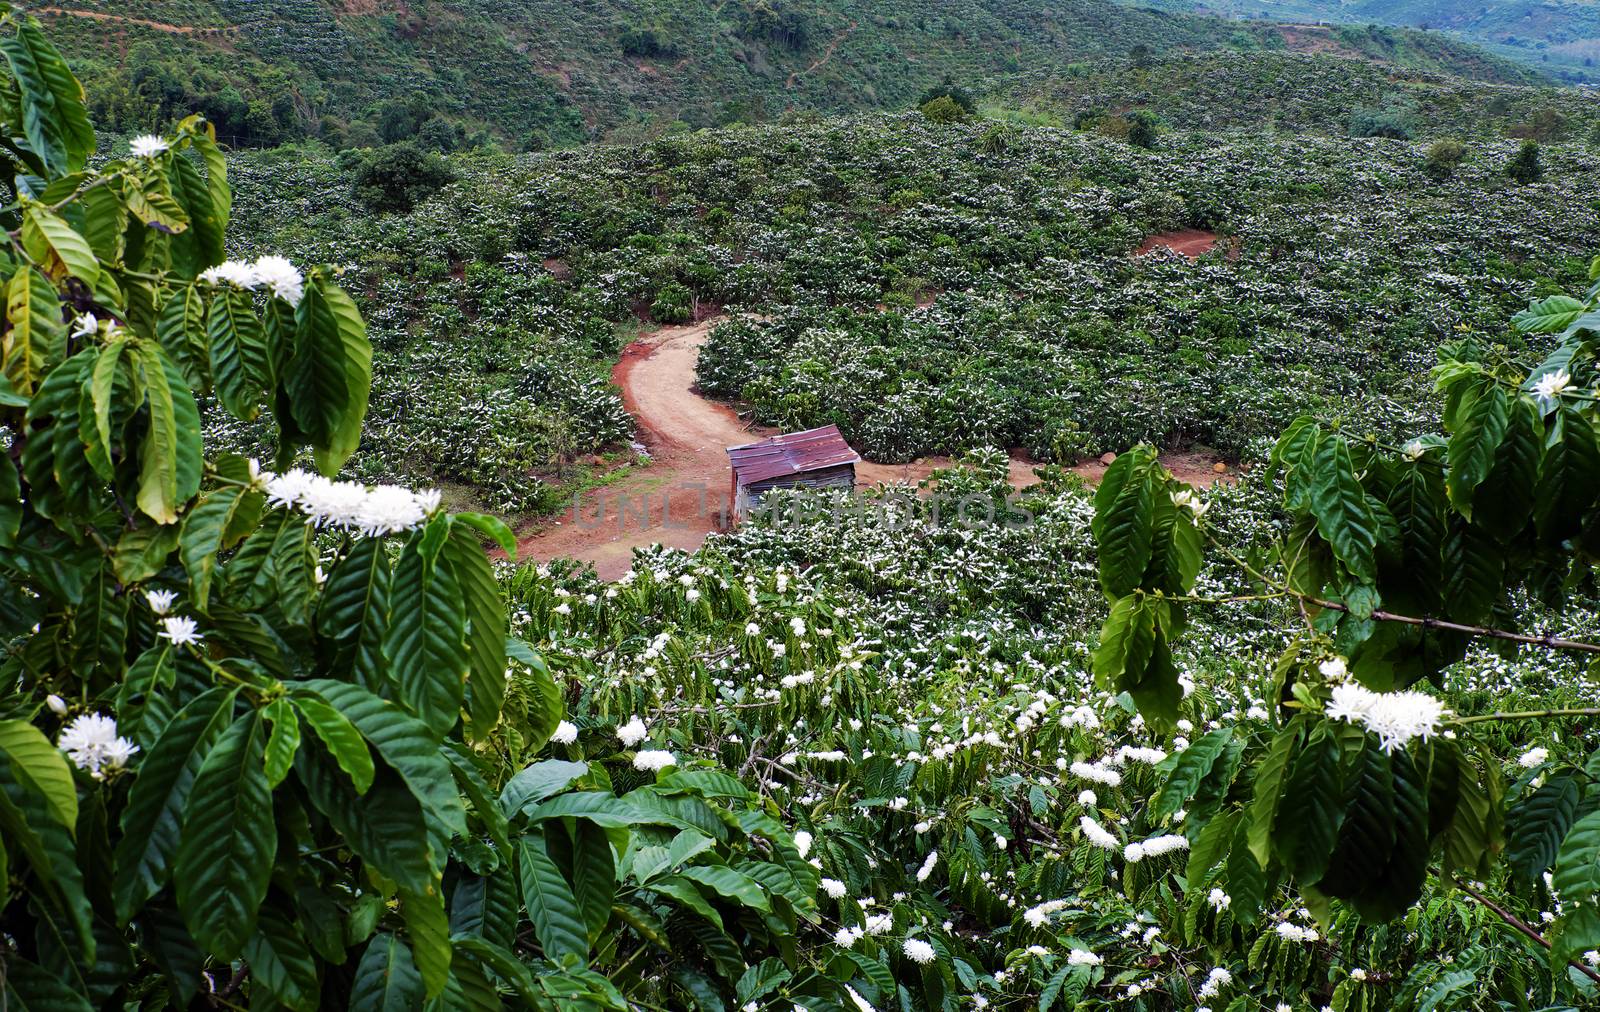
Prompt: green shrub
<box><xmin>351</xmin><ymin>141</ymin><xmax>457</xmax><ymax>212</ymax></box>
<box><xmin>919</xmin><ymin>94</ymin><xmax>968</xmax><ymax>124</ymax></box>
<box><xmin>1423</xmin><ymin>137</ymin><xmax>1466</xmax><ymax>180</ymax></box>
<box><xmin>1507</xmin><ymin>138</ymin><xmax>1545</xmax><ymax>183</ymax></box>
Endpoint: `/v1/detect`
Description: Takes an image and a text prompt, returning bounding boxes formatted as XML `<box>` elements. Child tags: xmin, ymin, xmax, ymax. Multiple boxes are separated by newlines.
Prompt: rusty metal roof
<box><xmin>728</xmin><ymin>424</ymin><xmax>861</xmax><ymax>486</ymax></box>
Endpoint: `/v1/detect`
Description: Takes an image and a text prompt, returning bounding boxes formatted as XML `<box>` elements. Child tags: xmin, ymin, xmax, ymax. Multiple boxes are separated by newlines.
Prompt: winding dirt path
<box><xmin>514</xmin><ymin>317</ymin><xmax>1233</xmax><ymax>579</ymax></box>
<box><xmin>787</xmin><ymin>20</ymin><xmax>858</xmax><ymax>89</ymax></box>
<box><xmin>36</xmin><ymin>7</ymin><xmax>232</xmax><ymax>35</ymax></box>
<box><xmin>514</xmin><ymin>319</ymin><xmax>1038</xmax><ymax>578</ymax></box>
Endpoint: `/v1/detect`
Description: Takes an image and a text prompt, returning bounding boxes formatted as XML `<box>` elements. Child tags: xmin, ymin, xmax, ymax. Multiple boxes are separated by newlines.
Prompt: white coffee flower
<box><xmin>1326</xmin><ymin>684</ymin><xmax>1448</xmax><ymax>753</ymax></box>
<box><xmin>58</xmin><ymin>713</ymin><xmax>139</xmax><ymax>779</ymax></box>
<box><xmin>46</xmin><ymin>694</ymin><xmax>69</xmax><ymax>716</ymax></box>
<box><xmin>1532</xmin><ymin>368</ymin><xmax>1571</xmax><ymax>401</ymax></box>
<box><xmin>1518</xmin><ymin>746</ymin><xmax>1549</xmax><ymax>769</ymax></box>
<box><xmin>616</xmin><ymin>716</ymin><xmax>648</xmax><ymax>746</ymax></box>
<box><xmin>129</xmin><ymin>134</ymin><xmax>170</xmax><ymax>158</ymax></box>
<box><xmin>1067</xmin><ymin>949</ymin><xmax>1102</xmax><ymax>966</ymax></box>
<box><xmin>632</xmin><ymin>749</ymin><xmax>676</xmax><ymax>772</ymax></box>
<box><xmin>903</xmin><ymin>938</ymin><xmax>936</xmax><ymax>964</ymax></box>
<box><xmin>251</xmin><ymin>255</ymin><xmax>305</xmax><ymax>306</ymax></box>
<box><xmin>145</xmin><ymin>589</ymin><xmax>178</xmax><ymax>615</ymax></box>
<box><xmin>158</xmin><ymin>615</ymin><xmax>203</xmax><ymax>646</ymax></box>
<box><xmin>551</xmin><ymin>720</ymin><xmax>578</xmax><ymax>744</ymax></box>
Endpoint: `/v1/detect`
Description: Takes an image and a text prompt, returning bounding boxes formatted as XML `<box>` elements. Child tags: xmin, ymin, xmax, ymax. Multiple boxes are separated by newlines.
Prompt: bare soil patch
<box><xmin>1135</xmin><ymin>229</ymin><xmax>1221</xmax><ymax>259</ymax></box>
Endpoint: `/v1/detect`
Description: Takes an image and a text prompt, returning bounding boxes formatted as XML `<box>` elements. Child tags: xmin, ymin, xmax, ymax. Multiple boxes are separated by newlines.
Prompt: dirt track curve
<box><xmin>514</xmin><ymin>317</ymin><xmax>1233</xmax><ymax>579</ymax></box>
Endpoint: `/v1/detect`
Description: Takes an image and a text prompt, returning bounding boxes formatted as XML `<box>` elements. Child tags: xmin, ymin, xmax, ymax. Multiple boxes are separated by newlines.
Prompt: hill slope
<box><xmin>1141</xmin><ymin>0</ymin><xmax>1600</xmax><ymax>81</ymax></box>
<box><xmin>44</xmin><ymin>0</ymin><xmax>1539</xmax><ymax>148</ymax></box>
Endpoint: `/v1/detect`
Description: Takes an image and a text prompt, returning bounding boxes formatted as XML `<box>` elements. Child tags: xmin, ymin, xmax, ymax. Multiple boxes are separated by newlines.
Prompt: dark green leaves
<box><xmin>1308</xmin><ymin>435</ymin><xmax>1377</xmax><ymax>582</ymax></box>
<box><xmin>1274</xmin><ymin>728</ymin><xmax>1343</xmax><ymax>883</ymax></box>
<box><xmin>1445</xmin><ymin>381</ymin><xmax>1509</xmax><ymax>521</ymax></box>
<box><xmin>519</xmin><ymin>832</ymin><xmax>589</xmax><ymax>964</ymax></box>
<box><xmin>286</xmin><ymin>280</ymin><xmax>372</xmax><ymax>476</ymax></box>
<box><xmin>113</xmin><ymin>687</ymin><xmax>236</xmax><ymax>922</ymax></box>
<box><xmin>386</xmin><ymin>516</ymin><xmax>470</xmax><ymax>736</ymax></box>
<box><xmin>1092</xmin><ymin>446</ymin><xmax>1156</xmax><ymax>599</ymax></box>
<box><xmin>0</xmin><ymin>16</ymin><xmax>95</xmax><ymax>174</ymax></box>
<box><xmin>1506</xmin><ymin>773</ymin><xmax>1582</xmax><ymax>883</ymax></box>
<box><xmin>174</xmin><ymin>710</ymin><xmax>276</xmax><ymax>959</ymax></box>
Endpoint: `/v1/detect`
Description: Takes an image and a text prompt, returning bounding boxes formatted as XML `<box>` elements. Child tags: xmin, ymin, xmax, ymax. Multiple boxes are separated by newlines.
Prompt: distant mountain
<box><xmin>1135</xmin><ymin>0</ymin><xmax>1600</xmax><ymax>81</ymax></box>
<box><xmin>40</xmin><ymin>0</ymin><xmax>1540</xmax><ymax>150</ymax></box>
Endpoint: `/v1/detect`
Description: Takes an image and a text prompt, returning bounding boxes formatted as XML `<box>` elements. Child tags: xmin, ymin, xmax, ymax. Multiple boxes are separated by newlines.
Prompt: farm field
<box><xmin>4</xmin><ymin>6</ymin><xmax>1600</xmax><ymax>1012</ymax></box>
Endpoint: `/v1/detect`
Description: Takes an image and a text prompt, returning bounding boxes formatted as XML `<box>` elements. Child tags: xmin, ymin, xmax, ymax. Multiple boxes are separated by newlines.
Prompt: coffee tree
<box><xmin>0</xmin><ymin>11</ymin><xmax>823</xmax><ymax>1009</ymax></box>
<box><xmin>1092</xmin><ymin>262</ymin><xmax>1600</xmax><ymax>991</ymax></box>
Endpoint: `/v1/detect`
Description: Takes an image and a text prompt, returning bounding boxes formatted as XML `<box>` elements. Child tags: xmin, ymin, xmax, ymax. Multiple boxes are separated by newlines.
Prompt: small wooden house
<box><xmin>727</xmin><ymin>424</ymin><xmax>860</xmax><ymax>523</ymax></box>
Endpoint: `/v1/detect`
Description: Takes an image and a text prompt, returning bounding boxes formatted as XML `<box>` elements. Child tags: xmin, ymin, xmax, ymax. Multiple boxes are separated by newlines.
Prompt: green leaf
<box><xmin>1415</xmin><ymin>970</ymin><xmax>1475</xmax><ymax>1012</ymax></box>
<box><xmin>1534</xmin><ymin>405</ymin><xmax>1600</xmax><ymax>545</ymax></box>
<box><xmin>1151</xmin><ymin>729</ymin><xmax>1233</xmax><ymax>822</ymax></box>
<box><xmin>174</xmin><ymin>709</ymin><xmax>276</xmax><ymax>959</ymax></box>
<box><xmin>317</xmin><ymin>536</ymin><xmax>392</xmax><ymax>691</ymax></box>
<box><xmin>156</xmin><ymin>285</ymin><xmax>209</xmax><ymax>390</ymax></box>
<box><xmin>1508</xmin><ymin>774</ymin><xmax>1583</xmax><ymax>883</ymax></box>
<box><xmin>442</xmin><ymin>525</ymin><xmax>506</xmax><ymax>742</ymax></box>
<box><xmin>452</xmin><ymin>511</ymin><xmax>517</xmax><ymax>557</ymax></box>
<box><xmin>519</xmin><ymin>832</ymin><xmax>589</xmax><ymax>963</ymax></box>
<box><xmin>350</xmin><ymin>933</ymin><xmax>425</xmax><ymax>1012</ymax></box>
<box><xmin>510</xmin><ymin>638</ymin><xmax>563</xmax><ymax>752</ymax></box>
<box><xmin>22</xmin><ymin>205</ymin><xmax>99</xmax><ymax>286</ymax></box>
<box><xmin>113</xmin><ymin>687</ymin><xmax>236</xmax><ymax>923</ymax></box>
<box><xmin>1308</xmin><ymin>436</ymin><xmax>1377</xmax><ymax>582</ymax></box>
<box><xmin>1091</xmin><ymin>446</ymin><xmax>1156</xmax><ymax>598</ymax></box>
<box><xmin>1513</xmin><ymin>294</ymin><xmax>1587</xmax><ymax>333</ymax></box>
<box><xmin>0</xmin><ymin>17</ymin><xmax>95</xmax><ymax>174</ymax></box>
<box><xmin>386</xmin><ymin>518</ymin><xmax>470</xmax><ymax>736</ymax></box>
<box><xmin>262</xmin><ymin>698</ymin><xmax>301</xmax><ymax>789</ymax></box>
<box><xmin>296</xmin><ymin>746</ymin><xmax>436</xmax><ymax>896</ymax></box>
<box><xmin>1274</xmin><ymin>728</ymin><xmax>1343</xmax><ymax>883</ymax></box>
<box><xmin>285</xmin><ymin>278</ymin><xmax>372</xmax><ymax>475</ymax></box>
<box><xmin>1472</xmin><ymin>395</ymin><xmax>1541</xmax><ymax>542</ymax></box>
<box><xmin>291</xmin><ymin>695</ymin><xmax>374</xmax><ymax>794</ymax></box>
<box><xmin>0</xmin><ymin>719</ymin><xmax>77</xmax><ymax>832</ymax></box>
<box><xmin>3</xmin><ymin>265</ymin><xmax>66</xmax><ymax>395</ymax></box>
<box><xmin>1092</xmin><ymin>594</ymin><xmax>1155</xmax><ymax>694</ymax></box>
<box><xmin>206</xmin><ymin>289</ymin><xmax>268</xmax><ymax>421</ymax></box>
<box><xmin>1</xmin><ymin>954</ymin><xmax>94</xmax><ymax>1012</ymax></box>
<box><xmin>242</xmin><ymin>910</ymin><xmax>320</xmax><ymax>1012</ymax></box>
<box><xmin>442</xmin><ymin>743</ymin><xmax>511</xmax><ymax>856</ymax></box>
<box><xmin>678</xmin><ymin>865</ymin><xmax>771</xmax><ymax>913</ymax></box>
<box><xmin>1445</xmin><ymin>382</ymin><xmax>1509</xmax><ymax>521</ymax></box>
<box><xmin>400</xmin><ymin>885</ymin><xmax>453</xmax><ymax>999</ymax></box>
<box><xmin>296</xmin><ymin>679</ymin><xmax>467</xmax><ymax>841</ymax></box>
<box><xmin>180</xmin><ymin>485</ymin><xmax>265</xmax><ymax>609</ymax></box>
<box><xmin>1552</xmin><ymin>809</ymin><xmax>1600</xmax><ymax>899</ymax></box>
<box><xmin>166</xmin><ymin>152</ymin><xmax>224</xmax><ymax>275</ymax></box>
<box><xmin>1248</xmin><ymin>723</ymin><xmax>1301</xmax><ymax>868</ymax></box>
<box><xmin>134</xmin><ymin>343</ymin><xmax>203</xmax><ymax>525</ymax></box>
<box><xmin>500</xmin><ymin>759</ymin><xmax>590</xmax><ymax>818</ymax></box>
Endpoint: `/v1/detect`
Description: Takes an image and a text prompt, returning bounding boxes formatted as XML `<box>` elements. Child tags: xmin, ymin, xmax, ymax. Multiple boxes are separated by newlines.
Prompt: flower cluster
<box><xmin>199</xmin><ymin>255</ymin><xmax>306</xmax><ymax>306</ymax></box>
<box><xmin>263</xmin><ymin>469</ymin><xmax>441</xmax><ymax>537</ymax></box>
<box><xmin>1325</xmin><ymin>684</ymin><xmax>1449</xmax><ymax>752</ymax></box>
<box><xmin>57</xmin><ymin>714</ymin><xmax>139</xmax><ymax>779</ymax></box>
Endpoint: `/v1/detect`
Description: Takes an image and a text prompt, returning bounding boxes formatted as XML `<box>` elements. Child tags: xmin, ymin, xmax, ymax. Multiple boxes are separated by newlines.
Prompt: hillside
<box><xmin>1021</xmin><ymin>50</ymin><xmax>1600</xmax><ymax>140</ymax></box>
<box><xmin>1141</xmin><ymin>0</ymin><xmax>1600</xmax><ymax>81</ymax></box>
<box><xmin>44</xmin><ymin>0</ymin><xmax>1539</xmax><ymax>148</ymax></box>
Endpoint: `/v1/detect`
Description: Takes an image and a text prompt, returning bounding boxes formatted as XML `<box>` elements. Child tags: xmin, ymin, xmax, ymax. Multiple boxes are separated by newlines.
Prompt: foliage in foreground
<box><xmin>0</xmin><ymin>16</ymin><xmax>828</xmax><ymax>1009</ymax></box>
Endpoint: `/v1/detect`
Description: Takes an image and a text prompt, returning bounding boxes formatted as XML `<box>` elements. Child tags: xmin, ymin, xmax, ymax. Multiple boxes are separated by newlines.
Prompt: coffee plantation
<box><xmin>4</xmin><ymin>6</ymin><xmax>1600</xmax><ymax>1012</ymax></box>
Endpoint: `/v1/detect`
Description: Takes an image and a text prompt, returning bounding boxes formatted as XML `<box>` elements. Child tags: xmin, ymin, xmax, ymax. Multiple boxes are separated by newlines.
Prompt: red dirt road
<box><xmin>515</xmin><ymin>320</ymin><xmax>1039</xmax><ymax>578</ymax></box>
<box><xmin>514</xmin><ymin>318</ymin><xmax>1235</xmax><ymax>579</ymax></box>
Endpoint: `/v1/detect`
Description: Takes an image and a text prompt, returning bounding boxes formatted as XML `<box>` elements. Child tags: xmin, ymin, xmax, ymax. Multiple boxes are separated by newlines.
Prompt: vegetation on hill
<box><xmin>45</xmin><ymin>0</ymin><xmax>1539</xmax><ymax>148</ymax></box>
<box><xmin>1020</xmin><ymin>51</ymin><xmax>1599</xmax><ymax>140</ymax></box>
<box><xmin>8</xmin><ymin>8</ymin><xmax>1600</xmax><ymax>1012</ymax></box>
<box><xmin>1139</xmin><ymin>0</ymin><xmax>1600</xmax><ymax>82</ymax></box>
<box><xmin>206</xmin><ymin>112</ymin><xmax>1600</xmax><ymax>516</ymax></box>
